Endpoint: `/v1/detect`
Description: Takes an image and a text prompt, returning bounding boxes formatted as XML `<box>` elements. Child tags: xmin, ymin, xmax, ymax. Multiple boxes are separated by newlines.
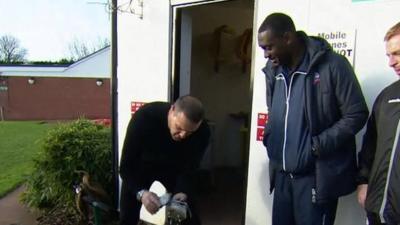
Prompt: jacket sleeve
<box><xmin>262</xmin><ymin>64</ymin><xmax>278</xmax><ymax>193</ymax></box>
<box><xmin>312</xmin><ymin>55</ymin><xmax>369</xmax><ymax>158</ymax></box>
<box><xmin>262</xmin><ymin>64</ymin><xmax>274</xmax><ymax>147</ymax></box>
<box><xmin>119</xmin><ymin>112</ymin><xmax>147</xmax><ymax>196</ymax></box>
<box><xmin>357</xmin><ymin>95</ymin><xmax>381</xmax><ymax>184</ymax></box>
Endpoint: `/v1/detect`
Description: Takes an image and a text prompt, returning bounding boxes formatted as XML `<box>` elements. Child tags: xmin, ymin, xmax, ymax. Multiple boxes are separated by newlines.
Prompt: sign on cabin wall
<box><xmin>131</xmin><ymin>101</ymin><xmax>146</xmax><ymax>115</ymax></box>
<box><xmin>312</xmin><ymin>29</ymin><xmax>357</xmax><ymax>66</ymax></box>
<box><xmin>256</xmin><ymin>113</ymin><xmax>268</xmax><ymax>141</ymax></box>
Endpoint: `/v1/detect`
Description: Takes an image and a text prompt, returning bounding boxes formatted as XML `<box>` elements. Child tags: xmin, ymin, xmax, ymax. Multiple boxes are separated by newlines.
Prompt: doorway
<box><xmin>170</xmin><ymin>1</ymin><xmax>254</xmax><ymax>224</ymax></box>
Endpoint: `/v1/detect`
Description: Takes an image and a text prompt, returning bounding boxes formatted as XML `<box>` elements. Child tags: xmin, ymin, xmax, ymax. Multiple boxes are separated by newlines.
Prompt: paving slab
<box><xmin>0</xmin><ymin>186</ymin><xmax>38</xmax><ymax>225</ymax></box>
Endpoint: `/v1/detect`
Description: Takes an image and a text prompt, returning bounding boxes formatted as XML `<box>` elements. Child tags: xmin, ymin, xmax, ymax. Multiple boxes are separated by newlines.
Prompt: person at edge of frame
<box><xmin>357</xmin><ymin>21</ymin><xmax>400</xmax><ymax>225</ymax></box>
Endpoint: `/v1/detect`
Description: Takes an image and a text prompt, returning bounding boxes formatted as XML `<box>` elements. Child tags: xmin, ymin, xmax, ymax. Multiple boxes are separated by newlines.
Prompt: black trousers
<box><xmin>272</xmin><ymin>171</ymin><xmax>338</xmax><ymax>225</ymax></box>
<box><xmin>367</xmin><ymin>212</ymin><xmax>386</xmax><ymax>225</ymax></box>
<box><xmin>367</xmin><ymin>211</ymin><xmax>400</xmax><ymax>225</ymax></box>
<box><xmin>119</xmin><ymin>182</ymin><xmax>141</xmax><ymax>225</ymax></box>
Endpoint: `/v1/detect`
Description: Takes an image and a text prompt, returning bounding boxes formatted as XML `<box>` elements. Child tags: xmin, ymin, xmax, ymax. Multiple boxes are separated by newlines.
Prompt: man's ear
<box><xmin>284</xmin><ymin>31</ymin><xmax>294</xmax><ymax>45</ymax></box>
<box><xmin>169</xmin><ymin>105</ymin><xmax>176</xmax><ymax>115</ymax></box>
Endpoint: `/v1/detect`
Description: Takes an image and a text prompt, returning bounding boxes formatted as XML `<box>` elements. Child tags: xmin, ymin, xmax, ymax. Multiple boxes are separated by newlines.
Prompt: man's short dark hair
<box><xmin>174</xmin><ymin>95</ymin><xmax>205</xmax><ymax>123</ymax></box>
<box><xmin>258</xmin><ymin>12</ymin><xmax>296</xmax><ymax>37</ymax></box>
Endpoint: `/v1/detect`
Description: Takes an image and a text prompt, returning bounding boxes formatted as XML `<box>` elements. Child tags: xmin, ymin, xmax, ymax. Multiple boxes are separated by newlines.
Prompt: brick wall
<box><xmin>0</xmin><ymin>76</ymin><xmax>111</xmax><ymax>120</ymax></box>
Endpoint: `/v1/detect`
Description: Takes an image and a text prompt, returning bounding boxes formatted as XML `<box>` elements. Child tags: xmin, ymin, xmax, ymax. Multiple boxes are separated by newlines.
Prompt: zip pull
<box><xmin>312</xmin><ymin>188</ymin><xmax>317</xmax><ymax>203</ymax></box>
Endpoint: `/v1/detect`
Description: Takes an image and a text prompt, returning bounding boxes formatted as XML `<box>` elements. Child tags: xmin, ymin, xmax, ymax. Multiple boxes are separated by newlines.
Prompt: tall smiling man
<box><xmin>258</xmin><ymin>13</ymin><xmax>368</xmax><ymax>225</ymax></box>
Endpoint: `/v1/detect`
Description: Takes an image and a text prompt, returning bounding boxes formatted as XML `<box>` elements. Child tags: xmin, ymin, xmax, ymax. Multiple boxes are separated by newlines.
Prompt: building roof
<box><xmin>0</xmin><ymin>46</ymin><xmax>110</xmax><ymax>78</ymax></box>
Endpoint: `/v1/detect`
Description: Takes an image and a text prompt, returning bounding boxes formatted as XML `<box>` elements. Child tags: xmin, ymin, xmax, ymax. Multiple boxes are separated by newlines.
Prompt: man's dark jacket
<box><xmin>263</xmin><ymin>31</ymin><xmax>369</xmax><ymax>203</ymax></box>
<box><xmin>358</xmin><ymin>80</ymin><xmax>400</xmax><ymax>220</ymax></box>
<box><xmin>119</xmin><ymin>102</ymin><xmax>210</xmax><ymax>225</ymax></box>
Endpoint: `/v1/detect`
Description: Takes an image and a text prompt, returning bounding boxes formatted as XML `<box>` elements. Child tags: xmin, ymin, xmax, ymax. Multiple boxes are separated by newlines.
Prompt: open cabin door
<box><xmin>168</xmin><ymin>1</ymin><xmax>255</xmax><ymax>224</ymax></box>
<box><xmin>169</xmin><ymin>0</ymin><xmax>233</xmax><ymax>101</ymax></box>
<box><xmin>117</xmin><ymin>1</ymin><xmax>254</xmax><ymax>223</ymax></box>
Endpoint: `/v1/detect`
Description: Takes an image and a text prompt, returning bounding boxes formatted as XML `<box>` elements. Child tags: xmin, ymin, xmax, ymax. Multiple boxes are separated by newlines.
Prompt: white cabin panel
<box><xmin>117</xmin><ymin>1</ymin><xmax>171</xmax><ymax>162</ymax></box>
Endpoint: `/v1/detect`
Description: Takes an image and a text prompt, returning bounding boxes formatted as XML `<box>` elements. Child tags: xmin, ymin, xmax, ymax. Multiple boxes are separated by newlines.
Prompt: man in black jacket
<box><xmin>119</xmin><ymin>95</ymin><xmax>210</xmax><ymax>225</ymax></box>
<box><xmin>357</xmin><ymin>22</ymin><xmax>400</xmax><ymax>225</ymax></box>
<box><xmin>258</xmin><ymin>13</ymin><xmax>368</xmax><ymax>225</ymax></box>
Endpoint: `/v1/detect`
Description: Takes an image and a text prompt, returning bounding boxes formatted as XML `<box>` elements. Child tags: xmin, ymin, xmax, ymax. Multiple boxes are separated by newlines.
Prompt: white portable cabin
<box><xmin>114</xmin><ymin>0</ymin><xmax>399</xmax><ymax>224</ymax></box>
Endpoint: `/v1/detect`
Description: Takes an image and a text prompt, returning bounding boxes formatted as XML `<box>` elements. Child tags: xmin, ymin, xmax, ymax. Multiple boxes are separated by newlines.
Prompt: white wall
<box><xmin>245</xmin><ymin>0</ymin><xmax>400</xmax><ymax>225</ymax></box>
<box><xmin>117</xmin><ymin>0</ymin><xmax>171</xmax><ymax>164</ymax></box>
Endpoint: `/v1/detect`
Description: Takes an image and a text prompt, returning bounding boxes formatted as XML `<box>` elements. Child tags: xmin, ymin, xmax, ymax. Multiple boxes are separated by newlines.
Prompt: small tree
<box><xmin>68</xmin><ymin>37</ymin><xmax>110</xmax><ymax>61</ymax></box>
<box><xmin>0</xmin><ymin>35</ymin><xmax>27</xmax><ymax>63</ymax></box>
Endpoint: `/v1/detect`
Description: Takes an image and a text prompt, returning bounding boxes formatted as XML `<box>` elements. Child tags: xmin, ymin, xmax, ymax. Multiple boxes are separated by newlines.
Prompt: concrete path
<box><xmin>0</xmin><ymin>186</ymin><xmax>38</xmax><ymax>225</ymax></box>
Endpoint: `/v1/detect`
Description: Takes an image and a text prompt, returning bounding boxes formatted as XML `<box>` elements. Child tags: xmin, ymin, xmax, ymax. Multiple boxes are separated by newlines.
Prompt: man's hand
<box><xmin>141</xmin><ymin>191</ymin><xmax>162</xmax><ymax>214</ymax></box>
<box><xmin>173</xmin><ymin>192</ymin><xmax>188</xmax><ymax>202</ymax></box>
<box><xmin>357</xmin><ymin>184</ymin><xmax>368</xmax><ymax>208</ymax></box>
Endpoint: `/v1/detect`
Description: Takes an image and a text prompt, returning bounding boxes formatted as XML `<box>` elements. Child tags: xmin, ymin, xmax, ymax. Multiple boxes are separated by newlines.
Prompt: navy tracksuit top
<box><xmin>266</xmin><ymin>52</ymin><xmax>315</xmax><ymax>174</ymax></box>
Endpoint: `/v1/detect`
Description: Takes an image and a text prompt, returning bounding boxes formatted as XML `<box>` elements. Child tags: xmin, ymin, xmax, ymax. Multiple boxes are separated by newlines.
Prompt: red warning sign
<box><xmin>256</xmin><ymin>112</ymin><xmax>268</xmax><ymax>142</ymax></box>
<box><xmin>257</xmin><ymin>113</ymin><xmax>268</xmax><ymax>127</ymax></box>
<box><xmin>131</xmin><ymin>101</ymin><xmax>146</xmax><ymax>115</ymax></box>
<box><xmin>257</xmin><ymin>127</ymin><xmax>264</xmax><ymax>141</ymax></box>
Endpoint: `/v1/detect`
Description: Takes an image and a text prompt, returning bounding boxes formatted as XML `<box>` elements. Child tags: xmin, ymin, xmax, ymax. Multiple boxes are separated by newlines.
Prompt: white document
<box><xmin>139</xmin><ymin>181</ymin><xmax>167</xmax><ymax>225</ymax></box>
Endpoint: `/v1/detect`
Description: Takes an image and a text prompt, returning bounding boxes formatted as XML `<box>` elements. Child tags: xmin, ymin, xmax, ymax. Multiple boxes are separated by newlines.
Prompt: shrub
<box><xmin>21</xmin><ymin>119</ymin><xmax>113</xmax><ymax>213</ymax></box>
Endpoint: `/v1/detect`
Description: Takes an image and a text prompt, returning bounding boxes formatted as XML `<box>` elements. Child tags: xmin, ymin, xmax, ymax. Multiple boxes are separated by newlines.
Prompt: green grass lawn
<box><xmin>0</xmin><ymin>121</ymin><xmax>54</xmax><ymax>198</ymax></box>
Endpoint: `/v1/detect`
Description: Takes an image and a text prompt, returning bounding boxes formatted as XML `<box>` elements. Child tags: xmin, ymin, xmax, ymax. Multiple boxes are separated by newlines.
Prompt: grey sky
<box><xmin>0</xmin><ymin>0</ymin><xmax>111</xmax><ymax>61</ymax></box>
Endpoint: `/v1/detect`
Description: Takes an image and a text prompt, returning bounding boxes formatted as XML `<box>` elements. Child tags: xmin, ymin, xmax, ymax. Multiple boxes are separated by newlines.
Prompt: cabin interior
<box><xmin>172</xmin><ymin>0</ymin><xmax>255</xmax><ymax>224</ymax></box>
